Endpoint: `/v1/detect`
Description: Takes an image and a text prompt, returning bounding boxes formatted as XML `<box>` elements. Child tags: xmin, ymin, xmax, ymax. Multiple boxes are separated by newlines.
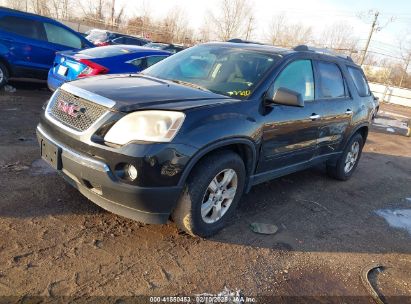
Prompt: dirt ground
<box><xmin>0</xmin><ymin>81</ymin><xmax>410</xmax><ymax>303</ymax></box>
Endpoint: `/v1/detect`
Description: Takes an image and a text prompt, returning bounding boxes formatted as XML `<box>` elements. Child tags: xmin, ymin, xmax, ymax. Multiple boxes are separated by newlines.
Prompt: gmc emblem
<box><xmin>57</xmin><ymin>100</ymin><xmax>84</xmax><ymax>118</ymax></box>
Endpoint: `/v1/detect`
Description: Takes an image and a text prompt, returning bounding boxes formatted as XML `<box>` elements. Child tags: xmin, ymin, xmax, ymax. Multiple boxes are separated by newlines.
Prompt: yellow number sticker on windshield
<box><xmin>228</xmin><ymin>90</ymin><xmax>251</xmax><ymax>97</ymax></box>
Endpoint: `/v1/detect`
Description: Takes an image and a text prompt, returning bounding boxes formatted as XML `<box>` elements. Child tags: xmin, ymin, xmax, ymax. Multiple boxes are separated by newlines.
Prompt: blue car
<box><xmin>47</xmin><ymin>45</ymin><xmax>171</xmax><ymax>91</ymax></box>
<box><xmin>0</xmin><ymin>7</ymin><xmax>93</xmax><ymax>87</ymax></box>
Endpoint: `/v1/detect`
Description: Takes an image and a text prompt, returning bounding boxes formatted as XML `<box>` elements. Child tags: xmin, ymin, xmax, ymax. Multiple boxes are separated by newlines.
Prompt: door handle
<box><xmin>309</xmin><ymin>114</ymin><xmax>321</xmax><ymax>120</ymax></box>
<box><xmin>345</xmin><ymin>109</ymin><xmax>353</xmax><ymax>115</ymax></box>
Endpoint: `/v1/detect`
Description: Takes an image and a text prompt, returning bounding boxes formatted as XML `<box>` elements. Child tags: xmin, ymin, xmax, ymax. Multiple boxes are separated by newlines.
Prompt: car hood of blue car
<box><xmin>68</xmin><ymin>74</ymin><xmax>235</xmax><ymax>112</ymax></box>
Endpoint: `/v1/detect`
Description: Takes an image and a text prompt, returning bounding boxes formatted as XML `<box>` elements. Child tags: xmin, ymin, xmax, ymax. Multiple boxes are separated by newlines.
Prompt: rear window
<box><xmin>0</xmin><ymin>16</ymin><xmax>44</xmax><ymax>40</ymax></box>
<box><xmin>348</xmin><ymin>66</ymin><xmax>371</xmax><ymax>97</ymax></box>
<box><xmin>317</xmin><ymin>61</ymin><xmax>347</xmax><ymax>99</ymax></box>
<box><xmin>77</xmin><ymin>46</ymin><xmax>136</xmax><ymax>58</ymax></box>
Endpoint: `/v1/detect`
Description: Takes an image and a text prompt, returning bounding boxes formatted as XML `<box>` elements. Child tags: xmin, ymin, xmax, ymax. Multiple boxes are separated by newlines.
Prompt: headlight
<box><xmin>104</xmin><ymin>110</ymin><xmax>185</xmax><ymax>145</ymax></box>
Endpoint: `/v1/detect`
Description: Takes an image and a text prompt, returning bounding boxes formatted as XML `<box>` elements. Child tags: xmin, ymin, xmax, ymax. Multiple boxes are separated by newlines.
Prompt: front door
<box><xmin>258</xmin><ymin>59</ymin><xmax>321</xmax><ymax>173</ymax></box>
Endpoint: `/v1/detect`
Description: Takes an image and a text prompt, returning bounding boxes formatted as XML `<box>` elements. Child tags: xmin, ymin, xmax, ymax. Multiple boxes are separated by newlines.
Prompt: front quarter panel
<box><xmin>175</xmin><ymin>100</ymin><xmax>261</xmax><ymax>149</ymax></box>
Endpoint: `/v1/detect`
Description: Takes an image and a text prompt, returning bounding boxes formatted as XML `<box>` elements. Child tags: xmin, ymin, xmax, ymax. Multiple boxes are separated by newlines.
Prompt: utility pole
<box><xmin>111</xmin><ymin>0</ymin><xmax>116</xmax><ymax>27</ymax></box>
<box><xmin>360</xmin><ymin>11</ymin><xmax>379</xmax><ymax>66</ymax></box>
<box><xmin>245</xmin><ymin>16</ymin><xmax>254</xmax><ymax>40</ymax></box>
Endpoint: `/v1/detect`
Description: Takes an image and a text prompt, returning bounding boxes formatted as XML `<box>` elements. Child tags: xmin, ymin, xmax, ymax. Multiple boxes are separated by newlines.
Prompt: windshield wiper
<box><xmin>169</xmin><ymin>79</ymin><xmax>211</xmax><ymax>92</ymax></box>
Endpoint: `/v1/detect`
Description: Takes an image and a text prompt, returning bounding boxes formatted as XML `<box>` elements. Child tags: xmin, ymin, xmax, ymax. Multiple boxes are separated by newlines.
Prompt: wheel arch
<box><xmin>351</xmin><ymin>124</ymin><xmax>369</xmax><ymax>143</ymax></box>
<box><xmin>177</xmin><ymin>138</ymin><xmax>258</xmax><ymax>190</ymax></box>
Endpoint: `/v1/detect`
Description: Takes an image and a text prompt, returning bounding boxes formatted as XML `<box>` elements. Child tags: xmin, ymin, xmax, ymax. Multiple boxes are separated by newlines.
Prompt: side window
<box><xmin>146</xmin><ymin>56</ymin><xmax>167</xmax><ymax>67</ymax></box>
<box><xmin>0</xmin><ymin>16</ymin><xmax>44</xmax><ymax>40</ymax></box>
<box><xmin>129</xmin><ymin>58</ymin><xmax>146</xmax><ymax>69</ymax></box>
<box><xmin>43</xmin><ymin>23</ymin><xmax>82</xmax><ymax>49</ymax></box>
<box><xmin>317</xmin><ymin>61</ymin><xmax>346</xmax><ymax>99</ymax></box>
<box><xmin>348</xmin><ymin>67</ymin><xmax>371</xmax><ymax>97</ymax></box>
<box><xmin>165</xmin><ymin>47</ymin><xmax>178</xmax><ymax>54</ymax></box>
<box><xmin>273</xmin><ymin>60</ymin><xmax>315</xmax><ymax>101</ymax></box>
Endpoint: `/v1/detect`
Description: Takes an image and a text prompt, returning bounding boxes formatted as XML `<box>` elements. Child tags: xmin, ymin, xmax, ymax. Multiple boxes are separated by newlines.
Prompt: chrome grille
<box><xmin>49</xmin><ymin>89</ymin><xmax>108</xmax><ymax>132</ymax></box>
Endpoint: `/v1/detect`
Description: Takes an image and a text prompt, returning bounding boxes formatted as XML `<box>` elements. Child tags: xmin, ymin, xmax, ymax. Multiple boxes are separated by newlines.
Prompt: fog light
<box><xmin>125</xmin><ymin>164</ymin><xmax>138</xmax><ymax>180</ymax></box>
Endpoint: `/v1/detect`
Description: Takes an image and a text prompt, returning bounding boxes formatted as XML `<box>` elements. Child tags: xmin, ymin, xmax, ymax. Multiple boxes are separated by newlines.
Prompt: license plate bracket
<box><xmin>40</xmin><ymin>138</ymin><xmax>61</xmax><ymax>170</ymax></box>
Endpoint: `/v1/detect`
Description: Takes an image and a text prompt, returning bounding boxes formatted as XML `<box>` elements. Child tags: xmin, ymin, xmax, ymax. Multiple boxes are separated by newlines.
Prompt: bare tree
<box><xmin>398</xmin><ymin>31</ymin><xmax>411</xmax><ymax>87</ymax></box>
<box><xmin>319</xmin><ymin>22</ymin><xmax>358</xmax><ymax>50</ymax></box>
<box><xmin>161</xmin><ymin>7</ymin><xmax>194</xmax><ymax>44</ymax></box>
<box><xmin>266</xmin><ymin>14</ymin><xmax>312</xmax><ymax>47</ymax></box>
<box><xmin>79</xmin><ymin>0</ymin><xmax>106</xmax><ymax>21</ymax></box>
<box><xmin>207</xmin><ymin>0</ymin><xmax>254</xmax><ymax>40</ymax></box>
<box><xmin>30</xmin><ymin>0</ymin><xmax>51</xmax><ymax>16</ymax></box>
<box><xmin>3</xmin><ymin>0</ymin><xmax>27</xmax><ymax>11</ymax></box>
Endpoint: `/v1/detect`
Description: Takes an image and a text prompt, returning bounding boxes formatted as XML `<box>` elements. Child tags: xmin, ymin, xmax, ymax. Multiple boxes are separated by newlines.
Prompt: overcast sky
<box><xmin>114</xmin><ymin>0</ymin><xmax>411</xmax><ymax>58</ymax></box>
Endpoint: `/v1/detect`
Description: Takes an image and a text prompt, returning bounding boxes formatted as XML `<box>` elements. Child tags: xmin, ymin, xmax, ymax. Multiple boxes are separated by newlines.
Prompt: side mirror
<box><xmin>266</xmin><ymin>87</ymin><xmax>304</xmax><ymax>107</ymax></box>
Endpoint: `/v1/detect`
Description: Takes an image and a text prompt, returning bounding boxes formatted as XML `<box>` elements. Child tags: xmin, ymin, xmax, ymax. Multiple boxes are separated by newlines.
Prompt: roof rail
<box><xmin>293</xmin><ymin>45</ymin><xmax>353</xmax><ymax>62</ymax></box>
<box><xmin>227</xmin><ymin>38</ymin><xmax>265</xmax><ymax>45</ymax></box>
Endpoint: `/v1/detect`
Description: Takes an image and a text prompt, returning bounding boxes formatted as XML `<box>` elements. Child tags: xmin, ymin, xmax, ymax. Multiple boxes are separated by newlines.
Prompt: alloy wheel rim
<box><xmin>0</xmin><ymin>68</ymin><xmax>3</xmax><ymax>83</ymax></box>
<box><xmin>201</xmin><ymin>168</ymin><xmax>238</xmax><ymax>224</ymax></box>
<box><xmin>344</xmin><ymin>141</ymin><xmax>360</xmax><ymax>173</ymax></box>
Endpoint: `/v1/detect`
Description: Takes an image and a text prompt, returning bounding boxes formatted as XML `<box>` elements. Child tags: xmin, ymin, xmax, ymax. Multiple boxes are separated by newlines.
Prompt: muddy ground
<box><xmin>0</xmin><ymin>81</ymin><xmax>410</xmax><ymax>303</ymax></box>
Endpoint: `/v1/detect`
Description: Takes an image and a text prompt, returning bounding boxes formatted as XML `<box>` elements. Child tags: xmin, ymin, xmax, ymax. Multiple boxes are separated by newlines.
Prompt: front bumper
<box><xmin>36</xmin><ymin>125</ymin><xmax>183</xmax><ymax>224</ymax></box>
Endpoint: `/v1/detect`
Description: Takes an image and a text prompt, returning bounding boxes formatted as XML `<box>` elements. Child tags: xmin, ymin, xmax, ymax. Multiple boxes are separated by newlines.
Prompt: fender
<box><xmin>344</xmin><ymin>122</ymin><xmax>369</xmax><ymax>147</ymax></box>
<box><xmin>177</xmin><ymin>137</ymin><xmax>258</xmax><ymax>189</ymax></box>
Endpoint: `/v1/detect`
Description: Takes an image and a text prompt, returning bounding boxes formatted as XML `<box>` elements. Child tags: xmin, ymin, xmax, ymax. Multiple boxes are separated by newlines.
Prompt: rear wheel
<box><xmin>0</xmin><ymin>62</ymin><xmax>9</xmax><ymax>89</ymax></box>
<box><xmin>172</xmin><ymin>151</ymin><xmax>246</xmax><ymax>237</ymax></box>
<box><xmin>327</xmin><ymin>133</ymin><xmax>364</xmax><ymax>181</ymax></box>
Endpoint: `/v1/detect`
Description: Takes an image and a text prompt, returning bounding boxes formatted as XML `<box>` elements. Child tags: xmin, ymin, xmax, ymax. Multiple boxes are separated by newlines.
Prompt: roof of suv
<box><xmin>213</xmin><ymin>40</ymin><xmax>358</xmax><ymax>66</ymax></box>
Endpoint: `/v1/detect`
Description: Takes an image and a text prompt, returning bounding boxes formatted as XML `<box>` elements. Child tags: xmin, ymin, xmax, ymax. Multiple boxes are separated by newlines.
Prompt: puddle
<box><xmin>30</xmin><ymin>159</ymin><xmax>56</xmax><ymax>176</ymax></box>
<box><xmin>376</xmin><ymin>209</ymin><xmax>411</xmax><ymax>236</ymax></box>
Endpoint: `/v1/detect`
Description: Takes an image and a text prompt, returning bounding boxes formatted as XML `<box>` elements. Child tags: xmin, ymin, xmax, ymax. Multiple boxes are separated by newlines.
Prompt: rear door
<box><xmin>0</xmin><ymin>15</ymin><xmax>51</xmax><ymax>77</ymax></box>
<box><xmin>313</xmin><ymin>60</ymin><xmax>354</xmax><ymax>156</ymax></box>
<box><xmin>258</xmin><ymin>59</ymin><xmax>321</xmax><ymax>172</ymax></box>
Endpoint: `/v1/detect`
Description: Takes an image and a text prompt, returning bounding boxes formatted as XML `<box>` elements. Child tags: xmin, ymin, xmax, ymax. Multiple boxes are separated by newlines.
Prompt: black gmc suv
<box><xmin>37</xmin><ymin>42</ymin><xmax>374</xmax><ymax>237</ymax></box>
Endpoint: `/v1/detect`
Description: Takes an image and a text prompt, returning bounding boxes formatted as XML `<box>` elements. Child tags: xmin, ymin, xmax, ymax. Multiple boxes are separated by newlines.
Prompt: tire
<box><xmin>327</xmin><ymin>133</ymin><xmax>364</xmax><ymax>181</ymax></box>
<box><xmin>0</xmin><ymin>62</ymin><xmax>9</xmax><ymax>89</ymax></box>
<box><xmin>172</xmin><ymin>151</ymin><xmax>246</xmax><ymax>237</ymax></box>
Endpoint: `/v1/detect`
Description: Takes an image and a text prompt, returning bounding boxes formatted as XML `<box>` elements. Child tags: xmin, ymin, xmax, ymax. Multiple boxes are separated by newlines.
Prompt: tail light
<box><xmin>78</xmin><ymin>59</ymin><xmax>109</xmax><ymax>78</ymax></box>
<box><xmin>96</xmin><ymin>41</ymin><xmax>110</xmax><ymax>46</ymax></box>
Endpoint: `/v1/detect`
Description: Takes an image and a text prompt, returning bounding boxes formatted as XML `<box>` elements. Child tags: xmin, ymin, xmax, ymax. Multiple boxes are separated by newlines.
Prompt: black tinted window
<box><xmin>273</xmin><ymin>60</ymin><xmax>315</xmax><ymax>101</ymax></box>
<box><xmin>146</xmin><ymin>56</ymin><xmax>167</xmax><ymax>67</ymax></box>
<box><xmin>348</xmin><ymin>67</ymin><xmax>370</xmax><ymax>97</ymax></box>
<box><xmin>0</xmin><ymin>16</ymin><xmax>44</xmax><ymax>40</ymax></box>
<box><xmin>317</xmin><ymin>62</ymin><xmax>346</xmax><ymax>99</ymax></box>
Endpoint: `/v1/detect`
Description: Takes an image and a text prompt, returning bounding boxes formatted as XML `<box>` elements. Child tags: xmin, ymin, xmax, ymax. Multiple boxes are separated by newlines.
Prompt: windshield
<box><xmin>142</xmin><ymin>44</ymin><xmax>280</xmax><ymax>99</ymax></box>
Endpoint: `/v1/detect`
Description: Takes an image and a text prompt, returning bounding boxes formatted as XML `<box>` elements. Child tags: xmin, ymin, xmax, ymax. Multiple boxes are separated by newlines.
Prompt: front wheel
<box><xmin>172</xmin><ymin>151</ymin><xmax>246</xmax><ymax>237</ymax></box>
<box><xmin>327</xmin><ymin>133</ymin><xmax>364</xmax><ymax>181</ymax></box>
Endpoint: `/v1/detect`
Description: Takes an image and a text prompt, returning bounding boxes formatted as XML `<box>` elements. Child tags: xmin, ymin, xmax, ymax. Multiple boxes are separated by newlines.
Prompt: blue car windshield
<box><xmin>142</xmin><ymin>44</ymin><xmax>280</xmax><ymax>99</ymax></box>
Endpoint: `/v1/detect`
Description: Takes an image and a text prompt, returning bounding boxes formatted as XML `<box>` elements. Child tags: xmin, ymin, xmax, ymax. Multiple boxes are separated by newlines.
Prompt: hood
<box><xmin>67</xmin><ymin>74</ymin><xmax>233</xmax><ymax>112</ymax></box>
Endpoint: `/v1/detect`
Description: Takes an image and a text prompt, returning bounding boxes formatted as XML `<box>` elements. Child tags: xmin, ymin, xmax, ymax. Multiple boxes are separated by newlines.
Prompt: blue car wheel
<box><xmin>0</xmin><ymin>62</ymin><xmax>9</xmax><ymax>88</ymax></box>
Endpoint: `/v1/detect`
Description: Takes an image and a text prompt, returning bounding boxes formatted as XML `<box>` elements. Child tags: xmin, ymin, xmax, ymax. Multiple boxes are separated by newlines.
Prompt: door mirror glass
<box><xmin>267</xmin><ymin>87</ymin><xmax>304</xmax><ymax>107</ymax></box>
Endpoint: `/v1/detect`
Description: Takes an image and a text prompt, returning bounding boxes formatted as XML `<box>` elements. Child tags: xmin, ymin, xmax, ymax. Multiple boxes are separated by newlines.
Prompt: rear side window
<box><xmin>273</xmin><ymin>60</ymin><xmax>315</xmax><ymax>101</ymax></box>
<box><xmin>317</xmin><ymin>61</ymin><xmax>346</xmax><ymax>99</ymax></box>
<box><xmin>0</xmin><ymin>16</ymin><xmax>44</xmax><ymax>40</ymax></box>
<box><xmin>43</xmin><ymin>23</ymin><xmax>82</xmax><ymax>49</ymax></box>
<box><xmin>146</xmin><ymin>56</ymin><xmax>167</xmax><ymax>67</ymax></box>
<box><xmin>348</xmin><ymin>67</ymin><xmax>371</xmax><ymax>97</ymax></box>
